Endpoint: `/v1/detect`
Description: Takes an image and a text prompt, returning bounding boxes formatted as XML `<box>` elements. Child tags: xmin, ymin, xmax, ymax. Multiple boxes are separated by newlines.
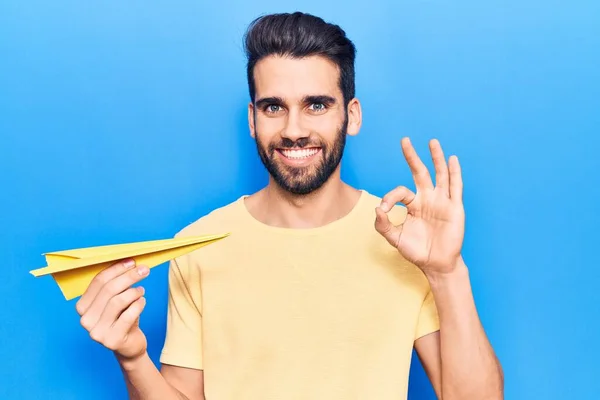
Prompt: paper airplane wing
<box><xmin>30</xmin><ymin>233</ymin><xmax>229</xmax><ymax>300</ymax></box>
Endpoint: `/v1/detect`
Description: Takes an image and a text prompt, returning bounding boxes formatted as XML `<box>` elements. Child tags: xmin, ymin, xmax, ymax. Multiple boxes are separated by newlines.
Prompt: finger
<box><xmin>374</xmin><ymin>207</ymin><xmax>402</xmax><ymax>248</ymax></box>
<box><xmin>449</xmin><ymin>155</ymin><xmax>463</xmax><ymax>202</ymax></box>
<box><xmin>89</xmin><ymin>286</ymin><xmax>145</xmax><ymax>341</ymax></box>
<box><xmin>79</xmin><ymin>265</ymin><xmax>149</xmax><ymax>332</ymax></box>
<box><xmin>429</xmin><ymin>139</ymin><xmax>449</xmax><ymax>195</ymax></box>
<box><xmin>76</xmin><ymin>259</ymin><xmax>137</xmax><ymax>316</ymax></box>
<box><xmin>111</xmin><ymin>296</ymin><xmax>147</xmax><ymax>339</ymax></box>
<box><xmin>380</xmin><ymin>185</ymin><xmax>416</xmax><ymax>212</ymax></box>
<box><xmin>401</xmin><ymin>137</ymin><xmax>434</xmax><ymax>191</ymax></box>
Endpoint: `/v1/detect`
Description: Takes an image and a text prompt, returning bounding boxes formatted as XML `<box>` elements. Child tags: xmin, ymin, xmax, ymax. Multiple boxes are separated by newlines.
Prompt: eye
<box><xmin>308</xmin><ymin>103</ymin><xmax>327</xmax><ymax>113</ymax></box>
<box><xmin>264</xmin><ymin>104</ymin><xmax>282</xmax><ymax>114</ymax></box>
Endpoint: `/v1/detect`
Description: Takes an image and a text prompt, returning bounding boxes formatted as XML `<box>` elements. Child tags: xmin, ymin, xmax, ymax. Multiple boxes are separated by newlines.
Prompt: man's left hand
<box><xmin>374</xmin><ymin>137</ymin><xmax>465</xmax><ymax>276</ymax></box>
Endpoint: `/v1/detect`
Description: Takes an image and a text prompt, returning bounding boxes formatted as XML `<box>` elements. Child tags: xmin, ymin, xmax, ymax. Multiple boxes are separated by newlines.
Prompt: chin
<box><xmin>273</xmin><ymin>166</ymin><xmax>333</xmax><ymax>195</ymax></box>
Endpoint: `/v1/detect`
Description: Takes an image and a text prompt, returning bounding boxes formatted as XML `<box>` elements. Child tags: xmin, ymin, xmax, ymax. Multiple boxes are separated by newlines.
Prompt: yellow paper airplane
<box><xmin>30</xmin><ymin>233</ymin><xmax>230</xmax><ymax>300</ymax></box>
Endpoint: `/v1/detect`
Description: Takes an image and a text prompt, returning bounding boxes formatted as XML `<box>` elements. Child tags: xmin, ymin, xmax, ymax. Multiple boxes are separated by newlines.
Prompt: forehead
<box><xmin>253</xmin><ymin>55</ymin><xmax>341</xmax><ymax>100</ymax></box>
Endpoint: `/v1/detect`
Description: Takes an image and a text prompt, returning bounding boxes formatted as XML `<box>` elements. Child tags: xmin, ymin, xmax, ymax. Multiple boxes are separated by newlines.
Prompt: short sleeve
<box><xmin>159</xmin><ymin>254</ymin><xmax>204</xmax><ymax>369</ymax></box>
<box><xmin>414</xmin><ymin>289</ymin><xmax>440</xmax><ymax>340</ymax></box>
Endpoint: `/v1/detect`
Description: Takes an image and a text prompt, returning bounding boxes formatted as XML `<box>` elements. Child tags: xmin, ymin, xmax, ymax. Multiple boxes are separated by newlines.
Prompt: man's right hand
<box><xmin>76</xmin><ymin>259</ymin><xmax>150</xmax><ymax>362</ymax></box>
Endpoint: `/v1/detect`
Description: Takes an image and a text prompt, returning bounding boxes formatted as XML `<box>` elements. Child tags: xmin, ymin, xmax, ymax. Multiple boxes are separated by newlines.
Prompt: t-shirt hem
<box><xmin>414</xmin><ymin>321</ymin><xmax>441</xmax><ymax>341</ymax></box>
<box><xmin>159</xmin><ymin>351</ymin><xmax>203</xmax><ymax>370</ymax></box>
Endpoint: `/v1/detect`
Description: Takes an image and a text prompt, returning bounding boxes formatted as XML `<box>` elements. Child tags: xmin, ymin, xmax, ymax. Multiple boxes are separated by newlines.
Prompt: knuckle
<box><xmin>93</xmin><ymin>274</ymin><xmax>109</xmax><ymax>288</ymax></box>
<box><xmin>107</xmin><ymin>294</ymin><xmax>126</xmax><ymax>311</ymax></box>
<box><xmin>120</xmin><ymin>312</ymin><xmax>135</xmax><ymax>325</ymax></box>
<box><xmin>89</xmin><ymin>329</ymin><xmax>103</xmax><ymax>343</ymax></box>
<box><xmin>104</xmin><ymin>279</ymin><xmax>122</xmax><ymax>295</ymax></box>
<box><xmin>103</xmin><ymin>342</ymin><xmax>117</xmax><ymax>351</ymax></box>
<box><xmin>384</xmin><ymin>187</ymin><xmax>402</xmax><ymax>202</ymax></box>
<box><xmin>129</xmin><ymin>287</ymin><xmax>143</xmax><ymax>301</ymax></box>
<box><xmin>108</xmin><ymin>288</ymin><xmax>139</xmax><ymax>311</ymax></box>
<box><xmin>104</xmin><ymin>337</ymin><xmax>122</xmax><ymax>351</ymax></box>
<box><xmin>93</xmin><ymin>268</ymin><xmax>112</xmax><ymax>284</ymax></box>
<box><xmin>75</xmin><ymin>300</ymin><xmax>85</xmax><ymax>316</ymax></box>
<box><xmin>80</xmin><ymin>315</ymin><xmax>92</xmax><ymax>331</ymax></box>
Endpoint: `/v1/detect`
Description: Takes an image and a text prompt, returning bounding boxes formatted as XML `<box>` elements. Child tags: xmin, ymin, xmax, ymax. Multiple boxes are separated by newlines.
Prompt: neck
<box><xmin>245</xmin><ymin>171</ymin><xmax>362</xmax><ymax>229</ymax></box>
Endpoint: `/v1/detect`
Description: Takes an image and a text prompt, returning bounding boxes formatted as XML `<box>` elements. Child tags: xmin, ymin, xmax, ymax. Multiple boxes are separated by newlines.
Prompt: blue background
<box><xmin>1</xmin><ymin>1</ymin><xmax>599</xmax><ymax>399</ymax></box>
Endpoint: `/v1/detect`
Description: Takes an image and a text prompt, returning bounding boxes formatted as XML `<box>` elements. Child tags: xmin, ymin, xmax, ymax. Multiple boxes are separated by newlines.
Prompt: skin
<box><xmin>75</xmin><ymin>54</ymin><xmax>503</xmax><ymax>399</ymax></box>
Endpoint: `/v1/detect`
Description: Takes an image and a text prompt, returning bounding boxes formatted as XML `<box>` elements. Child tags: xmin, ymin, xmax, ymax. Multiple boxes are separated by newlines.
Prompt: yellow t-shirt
<box><xmin>159</xmin><ymin>190</ymin><xmax>439</xmax><ymax>400</ymax></box>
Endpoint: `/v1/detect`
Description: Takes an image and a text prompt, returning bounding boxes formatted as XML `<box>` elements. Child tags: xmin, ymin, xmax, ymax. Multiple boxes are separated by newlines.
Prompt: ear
<box><xmin>346</xmin><ymin>98</ymin><xmax>362</xmax><ymax>136</ymax></box>
<box><xmin>248</xmin><ymin>101</ymin><xmax>256</xmax><ymax>138</ymax></box>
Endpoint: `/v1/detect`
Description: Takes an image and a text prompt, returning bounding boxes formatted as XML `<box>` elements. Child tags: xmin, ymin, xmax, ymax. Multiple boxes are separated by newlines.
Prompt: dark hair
<box><xmin>243</xmin><ymin>12</ymin><xmax>356</xmax><ymax>106</ymax></box>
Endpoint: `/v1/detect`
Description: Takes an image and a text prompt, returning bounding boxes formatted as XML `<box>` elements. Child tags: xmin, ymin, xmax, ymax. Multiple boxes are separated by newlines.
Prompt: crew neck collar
<box><xmin>235</xmin><ymin>189</ymin><xmax>369</xmax><ymax>236</ymax></box>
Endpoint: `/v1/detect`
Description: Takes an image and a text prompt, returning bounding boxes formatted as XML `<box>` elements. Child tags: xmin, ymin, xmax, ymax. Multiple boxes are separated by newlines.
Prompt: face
<box><xmin>248</xmin><ymin>55</ymin><xmax>361</xmax><ymax>195</ymax></box>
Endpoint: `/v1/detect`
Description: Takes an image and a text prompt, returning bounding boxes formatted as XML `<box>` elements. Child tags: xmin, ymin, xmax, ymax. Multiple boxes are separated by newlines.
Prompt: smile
<box><xmin>276</xmin><ymin>147</ymin><xmax>322</xmax><ymax>167</ymax></box>
<box><xmin>278</xmin><ymin>147</ymin><xmax>321</xmax><ymax>159</ymax></box>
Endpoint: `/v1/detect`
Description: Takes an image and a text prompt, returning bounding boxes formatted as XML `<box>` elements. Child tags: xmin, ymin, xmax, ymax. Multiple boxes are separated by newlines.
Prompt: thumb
<box><xmin>375</xmin><ymin>207</ymin><xmax>402</xmax><ymax>248</ymax></box>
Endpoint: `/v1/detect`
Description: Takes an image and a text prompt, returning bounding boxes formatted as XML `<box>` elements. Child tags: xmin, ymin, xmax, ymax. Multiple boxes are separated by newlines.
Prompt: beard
<box><xmin>254</xmin><ymin>115</ymin><xmax>348</xmax><ymax>196</ymax></box>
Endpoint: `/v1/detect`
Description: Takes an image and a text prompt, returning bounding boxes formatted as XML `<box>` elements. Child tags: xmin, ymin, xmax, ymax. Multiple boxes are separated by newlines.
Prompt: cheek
<box><xmin>255</xmin><ymin>115</ymin><xmax>285</xmax><ymax>137</ymax></box>
<box><xmin>317</xmin><ymin>116</ymin><xmax>339</xmax><ymax>131</ymax></box>
<box><xmin>308</xmin><ymin>113</ymin><xmax>343</xmax><ymax>138</ymax></box>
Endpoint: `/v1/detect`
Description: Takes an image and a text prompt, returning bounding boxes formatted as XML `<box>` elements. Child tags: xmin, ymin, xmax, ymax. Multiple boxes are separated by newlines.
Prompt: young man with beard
<box><xmin>75</xmin><ymin>12</ymin><xmax>504</xmax><ymax>400</ymax></box>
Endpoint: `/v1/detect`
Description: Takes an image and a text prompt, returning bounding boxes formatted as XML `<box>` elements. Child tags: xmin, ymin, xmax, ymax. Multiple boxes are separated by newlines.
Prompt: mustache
<box><xmin>271</xmin><ymin>137</ymin><xmax>322</xmax><ymax>149</ymax></box>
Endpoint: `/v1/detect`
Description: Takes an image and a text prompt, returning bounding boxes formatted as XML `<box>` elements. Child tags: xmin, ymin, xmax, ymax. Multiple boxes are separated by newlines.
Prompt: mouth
<box><xmin>276</xmin><ymin>147</ymin><xmax>322</xmax><ymax>167</ymax></box>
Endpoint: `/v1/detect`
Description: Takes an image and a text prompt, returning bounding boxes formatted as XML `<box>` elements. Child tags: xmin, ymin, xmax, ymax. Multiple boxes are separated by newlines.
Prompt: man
<box><xmin>75</xmin><ymin>12</ymin><xmax>503</xmax><ymax>400</ymax></box>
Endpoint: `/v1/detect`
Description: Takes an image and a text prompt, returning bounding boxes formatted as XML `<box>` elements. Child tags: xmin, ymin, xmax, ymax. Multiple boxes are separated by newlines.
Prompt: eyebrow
<box><xmin>255</xmin><ymin>95</ymin><xmax>337</xmax><ymax>109</ymax></box>
<box><xmin>305</xmin><ymin>95</ymin><xmax>337</xmax><ymax>106</ymax></box>
<box><xmin>255</xmin><ymin>96</ymin><xmax>284</xmax><ymax>109</ymax></box>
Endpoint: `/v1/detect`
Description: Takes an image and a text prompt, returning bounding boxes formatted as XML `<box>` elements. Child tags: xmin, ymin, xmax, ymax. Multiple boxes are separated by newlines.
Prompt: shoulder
<box><xmin>174</xmin><ymin>196</ymin><xmax>245</xmax><ymax>239</ymax></box>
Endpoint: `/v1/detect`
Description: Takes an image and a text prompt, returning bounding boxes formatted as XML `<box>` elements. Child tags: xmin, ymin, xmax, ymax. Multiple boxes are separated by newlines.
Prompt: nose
<box><xmin>281</xmin><ymin>110</ymin><xmax>308</xmax><ymax>141</ymax></box>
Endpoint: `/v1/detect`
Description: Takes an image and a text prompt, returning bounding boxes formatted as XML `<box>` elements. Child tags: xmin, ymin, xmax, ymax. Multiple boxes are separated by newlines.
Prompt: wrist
<box><xmin>424</xmin><ymin>256</ymin><xmax>469</xmax><ymax>286</ymax></box>
<box><xmin>115</xmin><ymin>351</ymin><xmax>149</xmax><ymax>373</ymax></box>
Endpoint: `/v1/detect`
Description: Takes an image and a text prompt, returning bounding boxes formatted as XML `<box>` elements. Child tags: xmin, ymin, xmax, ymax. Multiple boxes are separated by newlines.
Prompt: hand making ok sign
<box><xmin>375</xmin><ymin>137</ymin><xmax>465</xmax><ymax>275</ymax></box>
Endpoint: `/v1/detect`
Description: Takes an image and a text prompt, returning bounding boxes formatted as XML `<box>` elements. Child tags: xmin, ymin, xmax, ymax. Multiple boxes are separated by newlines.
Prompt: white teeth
<box><xmin>281</xmin><ymin>148</ymin><xmax>319</xmax><ymax>159</ymax></box>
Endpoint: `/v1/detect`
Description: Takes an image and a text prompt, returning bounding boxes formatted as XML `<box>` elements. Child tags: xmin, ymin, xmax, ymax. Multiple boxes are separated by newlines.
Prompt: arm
<box><xmin>415</xmin><ymin>260</ymin><xmax>503</xmax><ymax>399</ymax></box>
<box><xmin>375</xmin><ymin>137</ymin><xmax>504</xmax><ymax>399</ymax></box>
<box><xmin>116</xmin><ymin>353</ymin><xmax>205</xmax><ymax>400</ymax></box>
<box><xmin>75</xmin><ymin>259</ymin><xmax>205</xmax><ymax>399</ymax></box>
